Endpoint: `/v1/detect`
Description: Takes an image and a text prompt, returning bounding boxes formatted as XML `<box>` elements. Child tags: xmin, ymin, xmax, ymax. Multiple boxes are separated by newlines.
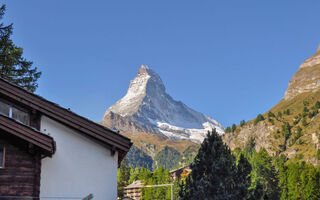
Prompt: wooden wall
<box><xmin>0</xmin><ymin>136</ymin><xmax>41</xmax><ymax>198</ymax></box>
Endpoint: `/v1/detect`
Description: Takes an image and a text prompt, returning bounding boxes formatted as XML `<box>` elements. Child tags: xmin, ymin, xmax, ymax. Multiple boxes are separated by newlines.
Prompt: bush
<box><xmin>268</xmin><ymin>118</ymin><xmax>274</xmax><ymax>125</ymax></box>
<box><xmin>240</xmin><ymin>120</ymin><xmax>246</xmax><ymax>127</ymax></box>
<box><xmin>315</xmin><ymin>101</ymin><xmax>320</xmax><ymax>109</ymax></box>
<box><xmin>254</xmin><ymin>114</ymin><xmax>265</xmax><ymax>125</ymax></box>
<box><xmin>225</xmin><ymin>126</ymin><xmax>231</xmax><ymax>133</ymax></box>
<box><xmin>284</xmin><ymin>109</ymin><xmax>291</xmax><ymax>115</ymax></box>
<box><xmin>308</xmin><ymin>110</ymin><xmax>318</xmax><ymax>118</ymax></box>
<box><xmin>282</xmin><ymin>122</ymin><xmax>291</xmax><ymax>140</ymax></box>
<box><xmin>268</xmin><ymin>112</ymin><xmax>275</xmax><ymax>118</ymax></box>
<box><xmin>302</xmin><ymin>118</ymin><xmax>308</xmax><ymax>127</ymax></box>
<box><xmin>232</xmin><ymin>124</ymin><xmax>237</xmax><ymax>132</ymax></box>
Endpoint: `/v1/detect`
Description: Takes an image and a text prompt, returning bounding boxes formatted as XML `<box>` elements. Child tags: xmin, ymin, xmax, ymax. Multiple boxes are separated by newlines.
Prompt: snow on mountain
<box><xmin>103</xmin><ymin>65</ymin><xmax>224</xmax><ymax>143</ymax></box>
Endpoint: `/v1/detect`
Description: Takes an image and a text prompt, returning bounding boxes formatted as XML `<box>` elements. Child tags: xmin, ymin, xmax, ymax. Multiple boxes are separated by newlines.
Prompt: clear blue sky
<box><xmin>3</xmin><ymin>0</ymin><xmax>320</xmax><ymax>127</ymax></box>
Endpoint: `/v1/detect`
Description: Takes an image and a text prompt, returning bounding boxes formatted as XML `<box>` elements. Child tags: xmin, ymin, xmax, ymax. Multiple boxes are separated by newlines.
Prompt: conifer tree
<box><xmin>0</xmin><ymin>5</ymin><xmax>41</xmax><ymax>92</ymax></box>
<box><xmin>250</xmin><ymin>148</ymin><xmax>279</xmax><ymax>199</ymax></box>
<box><xmin>117</xmin><ymin>158</ymin><xmax>131</xmax><ymax>198</ymax></box>
<box><xmin>232</xmin><ymin>124</ymin><xmax>237</xmax><ymax>132</ymax></box>
<box><xmin>235</xmin><ymin>154</ymin><xmax>252</xmax><ymax>198</ymax></box>
<box><xmin>179</xmin><ymin>129</ymin><xmax>251</xmax><ymax>200</ymax></box>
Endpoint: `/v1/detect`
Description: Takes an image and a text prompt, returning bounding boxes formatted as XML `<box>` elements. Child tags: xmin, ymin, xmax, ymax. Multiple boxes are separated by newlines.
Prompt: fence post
<box><xmin>171</xmin><ymin>184</ymin><xmax>173</xmax><ymax>200</ymax></box>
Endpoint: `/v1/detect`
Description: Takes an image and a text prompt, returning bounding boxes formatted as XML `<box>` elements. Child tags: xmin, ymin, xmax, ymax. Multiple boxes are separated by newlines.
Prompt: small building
<box><xmin>0</xmin><ymin>78</ymin><xmax>132</xmax><ymax>199</ymax></box>
<box><xmin>170</xmin><ymin>165</ymin><xmax>191</xmax><ymax>181</ymax></box>
<box><xmin>123</xmin><ymin>180</ymin><xmax>144</xmax><ymax>200</ymax></box>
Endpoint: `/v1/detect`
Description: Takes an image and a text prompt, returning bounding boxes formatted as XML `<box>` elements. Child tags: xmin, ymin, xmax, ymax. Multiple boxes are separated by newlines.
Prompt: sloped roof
<box><xmin>0</xmin><ymin>114</ymin><xmax>55</xmax><ymax>156</ymax></box>
<box><xmin>0</xmin><ymin>78</ymin><xmax>132</xmax><ymax>164</ymax></box>
<box><xmin>125</xmin><ymin>180</ymin><xmax>144</xmax><ymax>189</ymax></box>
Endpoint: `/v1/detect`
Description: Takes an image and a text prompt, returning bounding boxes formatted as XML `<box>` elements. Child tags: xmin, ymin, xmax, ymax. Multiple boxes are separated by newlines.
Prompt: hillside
<box><xmin>223</xmin><ymin>45</ymin><xmax>320</xmax><ymax>166</ymax></box>
<box><xmin>116</xmin><ymin>130</ymin><xmax>199</xmax><ymax>170</ymax></box>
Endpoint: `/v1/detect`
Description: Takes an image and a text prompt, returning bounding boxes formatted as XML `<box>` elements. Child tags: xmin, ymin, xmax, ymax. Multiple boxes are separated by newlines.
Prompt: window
<box><xmin>0</xmin><ymin>100</ymin><xmax>29</xmax><ymax>125</ymax></box>
<box><xmin>0</xmin><ymin>101</ymin><xmax>10</xmax><ymax>117</ymax></box>
<box><xmin>12</xmin><ymin>107</ymin><xmax>29</xmax><ymax>125</ymax></box>
<box><xmin>0</xmin><ymin>147</ymin><xmax>5</xmax><ymax>169</ymax></box>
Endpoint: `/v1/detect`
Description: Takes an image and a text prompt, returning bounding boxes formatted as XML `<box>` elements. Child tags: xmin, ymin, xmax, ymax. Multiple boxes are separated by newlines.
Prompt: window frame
<box><xmin>0</xmin><ymin>147</ymin><xmax>5</xmax><ymax>169</ymax></box>
<box><xmin>0</xmin><ymin>97</ymin><xmax>30</xmax><ymax>125</ymax></box>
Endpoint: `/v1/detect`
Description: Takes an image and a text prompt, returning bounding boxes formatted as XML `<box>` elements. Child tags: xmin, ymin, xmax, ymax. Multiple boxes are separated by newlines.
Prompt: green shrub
<box><xmin>225</xmin><ymin>126</ymin><xmax>231</xmax><ymax>133</ymax></box>
<box><xmin>284</xmin><ymin>109</ymin><xmax>291</xmax><ymax>115</ymax></box>
<box><xmin>254</xmin><ymin>114</ymin><xmax>265</xmax><ymax>125</ymax></box>
<box><xmin>315</xmin><ymin>101</ymin><xmax>320</xmax><ymax>109</ymax></box>
<box><xmin>231</xmin><ymin>124</ymin><xmax>237</xmax><ymax>132</ymax></box>
<box><xmin>240</xmin><ymin>120</ymin><xmax>246</xmax><ymax>127</ymax></box>
<box><xmin>268</xmin><ymin>112</ymin><xmax>275</xmax><ymax>118</ymax></box>
<box><xmin>302</xmin><ymin>118</ymin><xmax>308</xmax><ymax>127</ymax></box>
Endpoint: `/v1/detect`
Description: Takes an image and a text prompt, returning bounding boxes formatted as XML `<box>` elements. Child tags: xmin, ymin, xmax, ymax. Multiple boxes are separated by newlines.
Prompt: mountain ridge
<box><xmin>103</xmin><ymin>65</ymin><xmax>224</xmax><ymax>143</ymax></box>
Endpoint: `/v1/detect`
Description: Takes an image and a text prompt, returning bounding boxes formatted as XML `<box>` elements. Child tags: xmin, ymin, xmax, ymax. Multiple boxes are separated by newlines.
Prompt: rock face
<box><xmin>102</xmin><ymin>65</ymin><xmax>224</xmax><ymax>143</ymax></box>
<box><xmin>284</xmin><ymin>46</ymin><xmax>320</xmax><ymax>100</ymax></box>
<box><xmin>222</xmin><ymin>122</ymin><xmax>276</xmax><ymax>155</ymax></box>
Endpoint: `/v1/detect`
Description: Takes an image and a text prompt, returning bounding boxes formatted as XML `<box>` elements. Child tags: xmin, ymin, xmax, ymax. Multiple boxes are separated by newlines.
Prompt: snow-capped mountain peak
<box><xmin>104</xmin><ymin>65</ymin><xmax>224</xmax><ymax>143</ymax></box>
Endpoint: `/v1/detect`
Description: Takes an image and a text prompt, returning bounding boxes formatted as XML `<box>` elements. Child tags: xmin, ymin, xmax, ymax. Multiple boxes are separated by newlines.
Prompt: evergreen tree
<box><xmin>129</xmin><ymin>167</ymin><xmax>140</xmax><ymax>184</ymax></box>
<box><xmin>0</xmin><ymin>5</ymin><xmax>41</xmax><ymax>92</ymax></box>
<box><xmin>303</xmin><ymin>166</ymin><xmax>320</xmax><ymax>200</ymax></box>
<box><xmin>232</xmin><ymin>124</ymin><xmax>237</xmax><ymax>132</ymax></box>
<box><xmin>267</xmin><ymin>112</ymin><xmax>275</xmax><ymax>118</ymax></box>
<box><xmin>126</xmin><ymin>145</ymin><xmax>153</xmax><ymax>170</ymax></box>
<box><xmin>254</xmin><ymin>114</ymin><xmax>265</xmax><ymax>125</ymax></box>
<box><xmin>236</xmin><ymin>154</ymin><xmax>252</xmax><ymax>198</ymax></box>
<box><xmin>142</xmin><ymin>166</ymin><xmax>172</xmax><ymax>200</ymax></box>
<box><xmin>315</xmin><ymin>101</ymin><xmax>320</xmax><ymax>109</ymax></box>
<box><xmin>225</xmin><ymin>126</ymin><xmax>231</xmax><ymax>133</ymax></box>
<box><xmin>240</xmin><ymin>120</ymin><xmax>246</xmax><ymax>127</ymax></box>
<box><xmin>274</xmin><ymin>155</ymin><xmax>288</xmax><ymax>200</ymax></box>
<box><xmin>179</xmin><ymin>129</ymin><xmax>250</xmax><ymax>200</ymax></box>
<box><xmin>153</xmin><ymin>146</ymin><xmax>181</xmax><ymax>170</ymax></box>
<box><xmin>250</xmin><ymin>148</ymin><xmax>279</xmax><ymax>199</ymax></box>
<box><xmin>117</xmin><ymin>158</ymin><xmax>131</xmax><ymax>198</ymax></box>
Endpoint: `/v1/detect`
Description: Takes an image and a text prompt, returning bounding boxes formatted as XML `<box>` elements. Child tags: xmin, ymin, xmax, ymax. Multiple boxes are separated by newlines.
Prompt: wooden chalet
<box><xmin>0</xmin><ymin>78</ymin><xmax>132</xmax><ymax>199</ymax></box>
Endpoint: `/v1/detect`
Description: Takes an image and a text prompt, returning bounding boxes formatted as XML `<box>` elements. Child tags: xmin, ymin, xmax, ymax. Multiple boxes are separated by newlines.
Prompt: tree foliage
<box><xmin>225</xmin><ymin>126</ymin><xmax>231</xmax><ymax>133</ymax></box>
<box><xmin>232</xmin><ymin>124</ymin><xmax>237</xmax><ymax>132</ymax></box>
<box><xmin>250</xmin><ymin>148</ymin><xmax>280</xmax><ymax>199</ymax></box>
<box><xmin>117</xmin><ymin>158</ymin><xmax>131</xmax><ymax>198</ymax></box>
<box><xmin>240</xmin><ymin>120</ymin><xmax>246</xmax><ymax>127</ymax></box>
<box><xmin>278</xmin><ymin>161</ymin><xmax>320</xmax><ymax>200</ymax></box>
<box><xmin>254</xmin><ymin>114</ymin><xmax>265</xmax><ymax>125</ymax></box>
<box><xmin>126</xmin><ymin>145</ymin><xmax>153</xmax><ymax>170</ymax></box>
<box><xmin>0</xmin><ymin>5</ymin><xmax>41</xmax><ymax>92</ymax></box>
<box><xmin>179</xmin><ymin>129</ymin><xmax>252</xmax><ymax>200</ymax></box>
<box><xmin>154</xmin><ymin>146</ymin><xmax>181</xmax><ymax>170</ymax></box>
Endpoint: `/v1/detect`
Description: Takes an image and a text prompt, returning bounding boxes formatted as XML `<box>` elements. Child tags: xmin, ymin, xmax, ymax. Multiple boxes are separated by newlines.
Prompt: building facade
<box><xmin>0</xmin><ymin>78</ymin><xmax>132</xmax><ymax>199</ymax></box>
<box><xmin>123</xmin><ymin>180</ymin><xmax>143</xmax><ymax>200</ymax></box>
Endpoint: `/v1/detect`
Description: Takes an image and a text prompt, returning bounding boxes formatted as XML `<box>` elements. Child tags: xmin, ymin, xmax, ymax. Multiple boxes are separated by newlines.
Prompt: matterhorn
<box><xmin>102</xmin><ymin>65</ymin><xmax>224</xmax><ymax>143</ymax></box>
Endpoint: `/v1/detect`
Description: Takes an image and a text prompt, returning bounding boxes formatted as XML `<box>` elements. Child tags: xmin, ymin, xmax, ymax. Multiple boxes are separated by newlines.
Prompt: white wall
<box><xmin>40</xmin><ymin>116</ymin><xmax>118</xmax><ymax>200</ymax></box>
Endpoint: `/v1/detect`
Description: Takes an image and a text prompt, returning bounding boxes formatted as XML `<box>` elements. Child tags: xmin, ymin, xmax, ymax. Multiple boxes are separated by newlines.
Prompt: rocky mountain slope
<box><xmin>284</xmin><ymin>45</ymin><xmax>320</xmax><ymax>100</ymax></box>
<box><xmin>223</xmin><ymin>45</ymin><xmax>320</xmax><ymax>166</ymax></box>
<box><xmin>103</xmin><ymin>65</ymin><xmax>224</xmax><ymax>143</ymax></box>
